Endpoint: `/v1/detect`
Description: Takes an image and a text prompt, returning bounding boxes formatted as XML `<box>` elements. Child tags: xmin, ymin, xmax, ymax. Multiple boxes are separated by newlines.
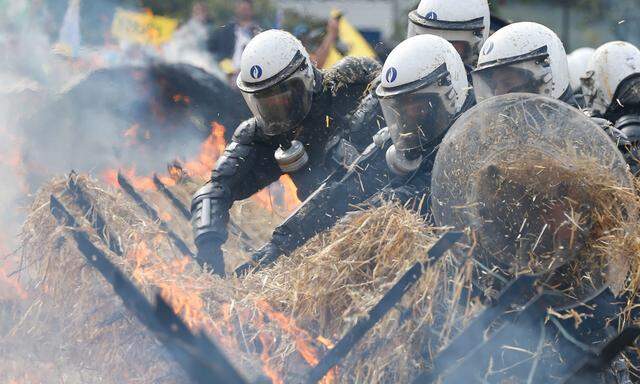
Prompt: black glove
<box><xmin>233</xmin><ymin>242</ymin><xmax>281</xmax><ymax>277</ymax></box>
<box><xmin>195</xmin><ymin>233</ymin><xmax>225</xmax><ymax>276</ymax></box>
<box><xmin>191</xmin><ymin>182</ymin><xmax>230</xmax><ymax>276</ymax></box>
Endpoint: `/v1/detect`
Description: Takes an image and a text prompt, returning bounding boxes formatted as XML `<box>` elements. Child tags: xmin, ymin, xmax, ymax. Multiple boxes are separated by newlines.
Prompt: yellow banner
<box><xmin>111</xmin><ymin>8</ymin><xmax>177</xmax><ymax>46</ymax></box>
<box><xmin>323</xmin><ymin>10</ymin><xmax>377</xmax><ymax>69</ymax></box>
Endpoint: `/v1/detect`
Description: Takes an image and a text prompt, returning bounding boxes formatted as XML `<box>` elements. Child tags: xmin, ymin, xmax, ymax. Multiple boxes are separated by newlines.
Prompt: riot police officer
<box><xmin>582</xmin><ymin>41</ymin><xmax>640</xmax><ymax>174</ymax></box>
<box><xmin>191</xmin><ymin>30</ymin><xmax>381</xmax><ymax>275</ymax></box>
<box><xmin>407</xmin><ymin>0</ymin><xmax>490</xmax><ymax>69</ymax></box>
<box><xmin>472</xmin><ymin>22</ymin><xmax>576</xmax><ymax>106</ymax></box>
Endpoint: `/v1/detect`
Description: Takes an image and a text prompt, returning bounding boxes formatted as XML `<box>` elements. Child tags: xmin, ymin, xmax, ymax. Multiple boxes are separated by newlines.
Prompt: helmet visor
<box><xmin>407</xmin><ymin>24</ymin><xmax>481</xmax><ymax>65</ymax></box>
<box><xmin>380</xmin><ymin>89</ymin><xmax>455</xmax><ymax>154</ymax></box>
<box><xmin>472</xmin><ymin>59</ymin><xmax>551</xmax><ymax>101</ymax></box>
<box><xmin>407</xmin><ymin>13</ymin><xmax>485</xmax><ymax>65</ymax></box>
<box><xmin>242</xmin><ymin>73</ymin><xmax>313</xmax><ymax>136</ymax></box>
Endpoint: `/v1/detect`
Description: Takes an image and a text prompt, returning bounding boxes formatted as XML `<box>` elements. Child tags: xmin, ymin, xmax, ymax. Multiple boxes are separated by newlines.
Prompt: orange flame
<box><xmin>182</xmin><ymin>122</ymin><xmax>227</xmax><ymax>179</ymax></box>
<box><xmin>102</xmin><ymin>121</ymin><xmax>301</xmax><ymax>214</ymax></box>
<box><xmin>172</xmin><ymin>94</ymin><xmax>191</xmax><ymax>105</ymax></box>
<box><xmin>256</xmin><ymin>319</ymin><xmax>284</xmax><ymax>384</ymax></box>
<box><xmin>102</xmin><ymin>168</ymin><xmax>156</xmax><ymax>191</ymax></box>
<box><xmin>126</xmin><ymin>240</ymin><xmax>240</xmax><ymax>352</ymax></box>
<box><xmin>129</xmin><ymin>242</ymin><xmax>208</xmax><ymax>330</ymax></box>
<box><xmin>257</xmin><ymin>300</ymin><xmax>337</xmax><ymax>383</ymax></box>
<box><xmin>253</xmin><ymin>175</ymin><xmax>301</xmax><ymax>215</ymax></box>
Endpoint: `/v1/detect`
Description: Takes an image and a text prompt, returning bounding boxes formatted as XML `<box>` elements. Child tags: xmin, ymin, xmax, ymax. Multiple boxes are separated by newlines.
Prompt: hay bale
<box><xmin>10</xmin><ymin>174</ymin><xmax>268</xmax><ymax>383</ymax></box>
<box><xmin>233</xmin><ymin>204</ymin><xmax>479</xmax><ymax>383</ymax></box>
<box><xmin>8</xmin><ymin>168</ymin><xmax>640</xmax><ymax>383</ymax></box>
<box><xmin>10</xmin><ymin>172</ymin><xmax>479</xmax><ymax>383</ymax></box>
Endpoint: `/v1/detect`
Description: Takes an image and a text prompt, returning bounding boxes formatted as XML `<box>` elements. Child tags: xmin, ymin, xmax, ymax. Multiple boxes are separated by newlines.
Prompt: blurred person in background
<box><xmin>174</xmin><ymin>2</ymin><xmax>212</xmax><ymax>42</ymax></box>
<box><xmin>309</xmin><ymin>16</ymin><xmax>340</xmax><ymax>69</ymax></box>
<box><xmin>208</xmin><ymin>0</ymin><xmax>261</xmax><ymax>85</ymax></box>
<box><xmin>567</xmin><ymin>47</ymin><xmax>595</xmax><ymax>108</ymax></box>
<box><xmin>163</xmin><ymin>2</ymin><xmax>226</xmax><ymax>80</ymax></box>
<box><xmin>292</xmin><ymin>16</ymin><xmax>341</xmax><ymax>69</ymax></box>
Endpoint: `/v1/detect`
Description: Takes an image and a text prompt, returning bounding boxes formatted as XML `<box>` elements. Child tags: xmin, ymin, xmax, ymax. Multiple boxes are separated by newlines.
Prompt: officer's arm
<box><xmin>346</xmin><ymin>89</ymin><xmax>384</xmax><ymax>149</ymax></box>
<box><xmin>327</xmin><ymin>57</ymin><xmax>384</xmax><ymax>150</ymax></box>
<box><xmin>234</xmin><ymin>135</ymin><xmax>391</xmax><ymax>276</ymax></box>
<box><xmin>191</xmin><ymin>119</ymin><xmax>282</xmax><ymax>275</ymax></box>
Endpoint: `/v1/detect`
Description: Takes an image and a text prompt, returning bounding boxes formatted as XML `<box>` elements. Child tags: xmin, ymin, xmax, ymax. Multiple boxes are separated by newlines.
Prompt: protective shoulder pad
<box><xmin>323</xmin><ymin>56</ymin><xmax>381</xmax><ymax>96</ymax></box>
<box><xmin>231</xmin><ymin>118</ymin><xmax>261</xmax><ymax>145</ymax></box>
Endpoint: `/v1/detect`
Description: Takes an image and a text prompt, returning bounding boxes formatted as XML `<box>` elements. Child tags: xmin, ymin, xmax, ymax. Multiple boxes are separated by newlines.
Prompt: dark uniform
<box><xmin>589</xmin><ymin>104</ymin><xmax>640</xmax><ymax>176</ymax></box>
<box><xmin>191</xmin><ymin>57</ymin><xmax>382</xmax><ymax>274</ymax></box>
<box><xmin>235</xmin><ymin>93</ymin><xmax>477</xmax><ymax>276</ymax></box>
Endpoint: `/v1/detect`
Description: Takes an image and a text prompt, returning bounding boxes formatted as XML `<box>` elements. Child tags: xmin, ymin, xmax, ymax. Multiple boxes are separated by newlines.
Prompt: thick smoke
<box><xmin>0</xmin><ymin>0</ymin><xmax>251</xmax><ymax>305</ymax></box>
<box><xmin>0</xmin><ymin>1</ymin><xmax>250</xmax><ymax>381</ymax></box>
<box><xmin>0</xmin><ymin>0</ymin><xmax>249</xmax><ymax>240</ymax></box>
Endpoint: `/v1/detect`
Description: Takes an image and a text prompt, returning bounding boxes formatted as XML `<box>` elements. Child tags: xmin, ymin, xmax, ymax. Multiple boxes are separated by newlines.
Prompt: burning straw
<box><xmin>8</xmin><ymin>157</ymin><xmax>640</xmax><ymax>383</ymax></box>
<box><xmin>234</xmin><ymin>203</ymin><xmax>480</xmax><ymax>383</ymax></box>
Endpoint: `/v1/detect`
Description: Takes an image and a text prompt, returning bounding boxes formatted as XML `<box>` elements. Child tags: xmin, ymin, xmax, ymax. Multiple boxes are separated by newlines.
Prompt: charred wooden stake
<box><xmin>304</xmin><ymin>231</ymin><xmax>463</xmax><ymax>384</ymax></box>
<box><xmin>414</xmin><ymin>281</ymin><xmax>639</xmax><ymax>384</ymax></box>
<box><xmin>117</xmin><ymin>172</ymin><xmax>195</xmax><ymax>258</ymax></box>
<box><xmin>560</xmin><ymin>327</ymin><xmax>640</xmax><ymax>384</ymax></box>
<box><xmin>49</xmin><ymin>195</ymin><xmax>248</xmax><ymax>384</ymax></box>
<box><xmin>65</xmin><ymin>175</ymin><xmax>123</xmax><ymax>256</ymax></box>
<box><xmin>153</xmin><ymin>173</ymin><xmax>192</xmax><ymax>220</ymax></box>
<box><xmin>416</xmin><ymin>274</ymin><xmax>541</xmax><ymax>382</ymax></box>
<box><xmin>152</xmin><ymin>174</ymin><xmax>254</xmax><ymax>249</ymax></box>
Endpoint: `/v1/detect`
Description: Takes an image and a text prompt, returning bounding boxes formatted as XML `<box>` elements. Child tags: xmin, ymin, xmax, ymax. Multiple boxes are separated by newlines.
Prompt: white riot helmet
<box><xmin>581</xmin><ymin>41</ymin><xmax>640</xmax><ymax>116</ymax></box>
<box><xmin>376</xmin><ymin>35</ymin><xmax>469</xmax><ymax>175</ymax></box>
<box><xmin>472</xmin><ymin>22</ymin><xmax>570</xmax><ymax>102</ymax></box>
<box><xmin>407</xmin><ymin>0</ymin><xmax>490</xmax><ymax>66</ymax></box>
<box><xmin>237</xmin><ymin>30</ymin><xmax>316</xmax><ymax>136</ymax></box>
<box><xmin>567</xmin><ymin>47</ymin><xmax>595</xmax><ymax>94</ymax></box>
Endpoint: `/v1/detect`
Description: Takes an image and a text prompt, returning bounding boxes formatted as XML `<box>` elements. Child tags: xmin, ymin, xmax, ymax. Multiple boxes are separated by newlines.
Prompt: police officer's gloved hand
<box><xmin>191</xmin><ymin>182</ymin><xmax>230</xmax><ymax>277</ymax></box>
<box><xmin>233</xmin><ymin>242</ymin><xmax>280</xmax><ymax>277</ymax></box>
<box><xmin>194</xmin><ymin>233</ymin><xmax>225</xmax><ymax>275</ymax></box>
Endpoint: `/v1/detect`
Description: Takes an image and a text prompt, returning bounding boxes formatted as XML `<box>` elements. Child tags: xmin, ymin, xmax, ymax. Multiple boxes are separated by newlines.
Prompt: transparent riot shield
<box><xmin>431</xmin><ymin>93</ymin><xmax>634</xmax><ymax>302</ymax></box>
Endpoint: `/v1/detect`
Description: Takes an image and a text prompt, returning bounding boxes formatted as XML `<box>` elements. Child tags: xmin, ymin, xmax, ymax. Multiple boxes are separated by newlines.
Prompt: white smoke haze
<box><xmin>0</xmin><ymin>0</ymin><xmax>249</xmax><ymax>235</ymax></box>
<box><xmin>0</xmin><ymin>3</ymin><xmax>249</xmax><ymax>380</ymax></box>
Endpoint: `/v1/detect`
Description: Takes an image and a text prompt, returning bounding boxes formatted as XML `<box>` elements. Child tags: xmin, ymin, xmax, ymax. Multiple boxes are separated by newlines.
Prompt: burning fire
<box><xmin>182</xmin><ymin>121</ymin><xmax>227</xmax><ymax>178</ymax></box>
<box><xmin>172</xmin><ymin>94</ymin><xmax>191</xmax><ymax>104</ymax></box>
<box><xmin>257</xmin><ymin>300</ymin><xmax>338</xmax><ymax>383</ymax></box>
<box><xmin>102</xmin><ymin>121</ymin><xmax>301</xmax><ymax>213</ymax></box>
<box><xmin>127</xmin><ymin>239</ymin><xmax>337</xmax><ymax>383</ymax></box>
<box><xmin>102</xmin><ymin>167</ymin><xmax>156</xmax><ymax>191</ymax></box>
<box><xmin>126</xmin><ymin>239</ymin><xmax>240</xmax><ymax>351</ymax></box>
